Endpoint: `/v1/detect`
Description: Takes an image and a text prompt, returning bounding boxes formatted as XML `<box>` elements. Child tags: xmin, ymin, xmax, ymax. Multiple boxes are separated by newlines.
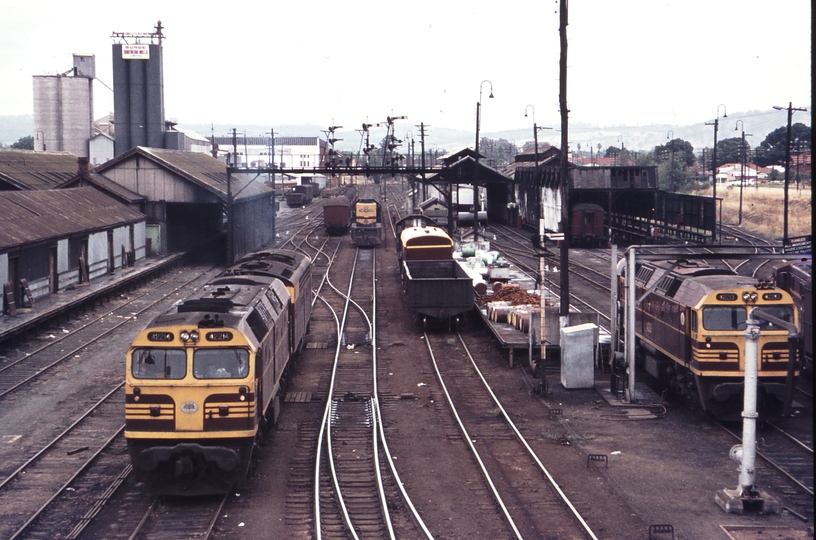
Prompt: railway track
<box><xmin>0</xmin><ymin>266</ymin><xmax>224</xmax><ymax>540</ymax></box>
<box><xmin>716</xmin><ymin>416</ymin><xmax>814</xmax><ymax>520</ymax></box>
<box><xmin>422</xmin><ymin>329</ymin><xmax>598</xmax><ymax>539</ymax></box>
<box><xmin>0</xmin><ymin>265</ymin><xmax>217</xmax><ymax>399</ymax></box>
<box><xmin>313</xmin><ymin>243</ymin><xmax>427</xmax><ymax>539</ymax></box>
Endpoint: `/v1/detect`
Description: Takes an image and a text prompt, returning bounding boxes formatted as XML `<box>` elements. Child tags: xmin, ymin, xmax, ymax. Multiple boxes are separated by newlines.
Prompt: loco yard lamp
<box><xmin>473</xmin><ymin>80</ymin><xmax>493</xmax><ymax>241</ymax></box>
<box><xmin>705</xmin><ymin>104</ymin><xmax>727</xmax><ymax>242</ymax></box>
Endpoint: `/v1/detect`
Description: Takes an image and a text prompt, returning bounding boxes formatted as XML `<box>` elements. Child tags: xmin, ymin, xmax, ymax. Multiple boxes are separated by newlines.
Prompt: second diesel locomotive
<box><xmin>774</xmin><ymin>260</ymin><xmax>812</xmax><ymax>373</ymax></box>
<box><xmin>621</xmin><ymin>259</ymin><xmax>799</xmax><ymax>419</ymax></box>
<box><xmin>124</xmin><ymin>249</ymin><xmax>311</xmax><ymax>495</ymax></box>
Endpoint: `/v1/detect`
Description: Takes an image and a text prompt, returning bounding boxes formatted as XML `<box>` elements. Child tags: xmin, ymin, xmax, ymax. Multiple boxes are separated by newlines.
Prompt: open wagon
<box><xmin>402</xmin><ymin>259</ymin><xmax>474</xmax><ymax>330</ymax></box>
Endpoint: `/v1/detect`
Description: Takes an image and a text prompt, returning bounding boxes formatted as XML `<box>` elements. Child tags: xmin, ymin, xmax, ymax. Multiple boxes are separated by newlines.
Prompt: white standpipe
<box><xmin>626</xmin><ymin>247</ymin><xmax>637</xmax><ymax>403</ymax></box>
<box><xmin>738</xmin><ymin>316</ymin><xmax>760</xmax><ymax>493</ymax></box>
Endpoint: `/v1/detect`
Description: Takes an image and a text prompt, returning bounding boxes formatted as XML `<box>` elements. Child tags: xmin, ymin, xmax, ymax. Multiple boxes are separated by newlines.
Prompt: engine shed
<box><xmin>0</xmin><ymin>187</ymin><xmax>146</xmax><ymax>310</ymax></box>
<box><xmin>422</xmin><ymin>148</ymin><xmax>515</xmax><ymax>234</ymax></box>
<box><xmin>513</xmin><ymin>154</ymin><xmax>717</xmax><ymax>245</ymax></box>
<box><xmin>95</xmin><ymin>147</ymin><xmax>276</xmax><ymax>260</ymax></box>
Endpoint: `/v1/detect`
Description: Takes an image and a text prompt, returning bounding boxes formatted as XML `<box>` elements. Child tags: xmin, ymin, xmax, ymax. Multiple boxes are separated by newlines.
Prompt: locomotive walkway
<box><xmin>0</xmin><ymin>253</ymin><xmax>184</xmax><ymax>347</ymax></box>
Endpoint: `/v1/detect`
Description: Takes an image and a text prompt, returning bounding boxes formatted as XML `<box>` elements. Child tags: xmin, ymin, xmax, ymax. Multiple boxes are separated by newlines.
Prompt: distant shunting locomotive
<box><xmin>350</xmin><ymin>198</ymin><xmax>383</xmax><ymax>247</ymax></box>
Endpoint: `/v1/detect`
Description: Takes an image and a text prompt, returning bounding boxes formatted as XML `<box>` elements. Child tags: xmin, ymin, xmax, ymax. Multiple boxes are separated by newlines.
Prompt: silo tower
<box><xmin>32</xmin><ymin>54</ymin><xmax>95</xmax><ymax>157</ymax></box>
<box><xmin>111</xmin><ymin>21</ymin><xmax>166</xmax><ymax>157</ymax></box>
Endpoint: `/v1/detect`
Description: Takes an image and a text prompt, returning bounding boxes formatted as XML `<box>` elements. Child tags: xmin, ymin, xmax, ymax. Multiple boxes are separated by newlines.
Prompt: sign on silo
<box><xmin>122</xmin><ymin>44</ymin><xmax>150</xmax><ymax>60</ymax></box>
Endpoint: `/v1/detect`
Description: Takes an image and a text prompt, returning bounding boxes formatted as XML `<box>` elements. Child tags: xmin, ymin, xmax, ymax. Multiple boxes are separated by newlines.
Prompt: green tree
<box><xmin>756</xmin><ymin>122</ymin><xmax>811</xmax><ymax>166</ymax></box>
<box><xmin>654</xmin><ymin>138</ymin><xmax>695</xmax><ymax>167</ymax></box>
<box><xmin>11</xmin><ymin>135</ymin><xmax>34</xmax><ymax>150</ymax></box>
<box><xmin>714</xmin><ymin>137</ymin><xmax>746</xmax><ymax>166</ymax></box>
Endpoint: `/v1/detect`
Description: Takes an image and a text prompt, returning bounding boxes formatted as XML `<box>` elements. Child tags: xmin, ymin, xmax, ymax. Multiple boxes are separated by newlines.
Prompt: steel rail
<box><xmin>455</xmin><ymin>333</ymin><xmax>600</xmax><ymax>539</ymax></box>
<box><xmin>0</xmin><ymin>267</ymin><xmax>216</xmax><ymax>400</ymax></box>
<box><xmin>8</xmin><ymin>426</ymin><xmax>125</xmax><ymax>540</ymax></box>
<box><xmin>314</xmin><ymin>246</ymin><xmax>357</xmax><ymax>540</ymax></box>
<box><xmin>422</xmin><ymin>332</ymin><xmax>524</xmax><ymax>540</ymax></box>
<box><xmin>715</xmin><ymin>420</ymin><xmax>813</xmax><ymax>497</ymax></box>
<box><xmin>0</xmin><ymin>382</ymin><xmax>124</xmax><ymax>489</ymax></box>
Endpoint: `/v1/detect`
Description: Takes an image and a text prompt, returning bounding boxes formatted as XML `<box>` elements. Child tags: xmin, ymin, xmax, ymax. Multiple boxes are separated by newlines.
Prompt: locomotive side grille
<box><xmin>203</xmin><ymin>393</ymin><xmax>256</xmax><ymax>431</ymax></box>
<box><xmin>126</xmin><ymin>400</ymin><xmax>176</xmax><ymax>431</ymax></box>
<box><xmin>692</xmin><ymin>341</ymin><xmax>740</xmax><ymax>372</ymax></box>
<box><xmin>760</xmin><ymin>342</ymin><xmax>792</xmax><ymax>373</ymax></box>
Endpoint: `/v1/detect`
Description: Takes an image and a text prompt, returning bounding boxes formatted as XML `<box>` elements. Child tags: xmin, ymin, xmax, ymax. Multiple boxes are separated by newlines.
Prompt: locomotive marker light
<box><xmin>715</xmin><ymin>307</ymin><xmax>798</xmax><ymax>514</ymax></box>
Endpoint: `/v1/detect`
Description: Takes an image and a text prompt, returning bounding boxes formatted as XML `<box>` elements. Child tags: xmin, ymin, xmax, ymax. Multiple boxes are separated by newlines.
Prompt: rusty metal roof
<box><xmin>0</xmin><ymin>150</ymin><xmax>81</xmax><ymax>190</ymax></box>
<box><xmin>57</xmin><ymin>172</ymin><xmax>145</xmax><ymax>204</ymax></box>
<box><xmin>0</xmin><ymin>187</ymin><xmax>145</xmax><ymax>251</ymax></box>
<box><xmin>95</xmin><ymin>146</ymin><xmax>273</xmax><ymax>202</ymax></box>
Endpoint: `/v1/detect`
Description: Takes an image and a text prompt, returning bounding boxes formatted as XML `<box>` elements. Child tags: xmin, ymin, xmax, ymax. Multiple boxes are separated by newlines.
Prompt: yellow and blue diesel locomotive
<box><xmin>349</xmin><ymin>198</ymin><xmax>383</xmax><ymax>247</ymax></box>
<box><xmin>125</xmin><ymin>249</ymin><xmax>311</xmax><ymax>495</ymax></box>
<box><xmin>622</xmin><ymin>259</ymin><xmax>799</xmax><ymax>419</ymax></box>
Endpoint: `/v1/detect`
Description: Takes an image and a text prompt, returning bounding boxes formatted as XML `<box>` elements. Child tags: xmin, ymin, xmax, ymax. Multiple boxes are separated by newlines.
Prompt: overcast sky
<box><xmin>0</xmin><ymin>1</ymin><xmax>811</xmax><ymax>136</ymax></box>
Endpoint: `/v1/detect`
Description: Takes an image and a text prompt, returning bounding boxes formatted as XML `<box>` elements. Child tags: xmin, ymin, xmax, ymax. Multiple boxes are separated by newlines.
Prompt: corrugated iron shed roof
<box><xmin>96</xmin><ymin>146</ymin><xmax>273</xmax><ymax>202</ymax></box>
<box><xmin>57</xmin><ymin>173</ymin><xmax>146</xmax><ymax>205</ymax></box>
<box><xmin>0</xmin><ymin>187</ymin><xmax>145</xmax><ymax>251</ymax></box>
<box><xmin>0</xmin><ymin>150</ymin><xmax>80</xmax><ymax>190</ymax></box>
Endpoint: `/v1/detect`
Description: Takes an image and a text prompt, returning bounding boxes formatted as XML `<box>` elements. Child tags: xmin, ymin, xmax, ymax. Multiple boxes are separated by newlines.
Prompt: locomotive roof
<box><xmin>146</xmin><ymin>279</ymin><xmax>289</xmax><ymax>343</ymax></box>
<box><xmin>642</xmin><ymin>266</ymin><xmax>778</xmax><ymax>308</ymax></box>
<box><xmin>400</xmin><ymin>226</ymin><xmax>453</xmax><ymax>246</ymax></box>
<box><xmin>220</xmin><ymin>249</ymin><xmax>309</xmax><ymax>286</ymax></box>
<box><xmin>324</xmin><ymin>195</ymin><xmax>349</xmax><ymax>205</ymax></box>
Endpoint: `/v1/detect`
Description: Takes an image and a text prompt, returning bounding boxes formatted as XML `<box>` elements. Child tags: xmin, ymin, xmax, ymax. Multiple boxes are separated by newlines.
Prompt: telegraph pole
<box><xmin>705</xmin><ymin>104</ymin><xmax>727</xmax><ymax>243</ymax></box>
<box><xmin>772</xmin><ymin>102</ymin><xmax>807</xmax><ymax>245</ymax></box>
<box><xmin>558</xmin><ymin>0</ymin><xmax>570</xmax><ymax>318</ymax></box>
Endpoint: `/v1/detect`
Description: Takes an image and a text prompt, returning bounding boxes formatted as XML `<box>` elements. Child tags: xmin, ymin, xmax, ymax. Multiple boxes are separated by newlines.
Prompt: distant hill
<box><xmin>4</xmin><ymin>109</ymin><xmax>809</xmax><ymax>156</ymax></box>
<box><xmin>179</xmin><ymin>109</ymin><xmax>812</xmax><ymax>158</ymax></box>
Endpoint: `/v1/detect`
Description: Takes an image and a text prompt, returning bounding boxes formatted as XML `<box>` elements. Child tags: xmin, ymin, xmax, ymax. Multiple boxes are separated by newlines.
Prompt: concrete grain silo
<box><xmin>32</xmin><ymin>54</ymin><xmax>95</xmax><ymax>157</ymax></box>
<box><xmin>111</xmin><ymin>22</ymin><xmax>166</xmax><ymax>157</ymax></box>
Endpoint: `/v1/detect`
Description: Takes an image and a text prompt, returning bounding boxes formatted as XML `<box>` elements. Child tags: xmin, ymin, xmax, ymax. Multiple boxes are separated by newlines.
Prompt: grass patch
<box><xmin>688</xmin><ymin>185</ymin><xmax>811</xmax><ymax>241</ymax></box>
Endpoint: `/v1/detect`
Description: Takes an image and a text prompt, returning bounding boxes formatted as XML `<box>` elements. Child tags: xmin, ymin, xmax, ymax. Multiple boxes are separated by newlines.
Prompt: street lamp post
<box><xmin>666</xmin><ymin>130</ymin><xmax>675</xmax><ymax>192</ymax></box>
<box><xmin>705</xmin><ymin>104</ymin><xmax>727</xmax><ymax>243</ymax></box>
<box><xmin>473</xmin><ymin>80</ymin><xmax>494</xmax><ymax>242</ymax></box>
<box><xmin>734</xmin><ymin>121</ymin><xmax>752</xmax><ymax>225</ymax></box>
<box><xmin>524</xmin><ymin>105</ymin><xmax>553</xmax><ymax>170</ymax></box>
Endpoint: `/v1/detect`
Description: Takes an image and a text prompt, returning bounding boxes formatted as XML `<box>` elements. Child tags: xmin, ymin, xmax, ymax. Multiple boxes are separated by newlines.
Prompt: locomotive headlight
<box><xmin>239</xmin><ymin>386</ymin><xmax>248</xmax><ymax>401</ymax></box>
<box><xmin>133</xmin><ymin>387</ymin><xmax>141</xmax><ymax>401</ymax></box>
<box><xmin>741</xmin><ymin>291</ymin><xmax>759</xmax><ymax>302</ymax></box>
<box><xmin>180</xmin><ymin>330</ymin><xmax>190</xmax><ymax>342</ymax></box>
<box><xmin>705</xmin><ymin>337</ymin><xmax>712</xmax><ymax>348</ymax></box>
<box><xmin>190</xmin><ymin>330</ymin><xmax>200</xmax><ymax>342</ymax></box>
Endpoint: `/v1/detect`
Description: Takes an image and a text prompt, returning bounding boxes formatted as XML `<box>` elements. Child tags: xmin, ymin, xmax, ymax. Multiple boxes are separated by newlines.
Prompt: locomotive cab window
<box><xmin>702</xmin><ymin>306</ymin><xmax>747</xmax><ymax>331</ymax></box>
<box><xmin>194</xmin><ymin>348</ymin><xmax>250</xmax><ymax>379</ymax></box>
<box><xmin>132</xmin><ymin>348</ymin><xmax>187</xmax><ymax>379</ymax></box>
<box><xmin>754</xmin><ymin>306</ymin><xmax>794</xmax><ymax>330</ymax></box>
